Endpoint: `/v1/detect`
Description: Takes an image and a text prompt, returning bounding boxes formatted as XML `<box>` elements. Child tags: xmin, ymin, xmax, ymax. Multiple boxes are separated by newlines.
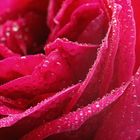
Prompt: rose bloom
<box><xmin>0</xmin><ymin>0</ymin><xmax>139</xmax><ymax>140</ymax></box>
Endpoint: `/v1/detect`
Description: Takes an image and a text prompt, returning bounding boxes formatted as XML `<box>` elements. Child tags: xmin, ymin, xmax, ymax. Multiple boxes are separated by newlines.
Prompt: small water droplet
<box><xmin>95</xmin><ymin>104</ymin><xmax>100</xmax><ymax>108</ymax></box>
<box><xmin>133</xmin><ymin>94</ymin><xmax>137</xmax><ymax>98</ymax></box>
<box><xmin>21</xmin><ymin>56</ymin><xmax>26</xmax><ymax>59</ymax></box>
<box><xmin>12</xmin><ymin>24</ymin><xmax>19</xmax><ymax>32</ymax></box>
<box><xmin>79</xmin><ymin>111</ymin><xmax>83</xmax><ymax>116</ymax></box>
<box><xmin>56</xmin><ymin>62</ymin><xmax>61</xmax><ymax>65</ymax></box>
<box><xmin>5</xmin><ymin>31</ymin><xmax>10</xmax><ymax>37</ymax></box>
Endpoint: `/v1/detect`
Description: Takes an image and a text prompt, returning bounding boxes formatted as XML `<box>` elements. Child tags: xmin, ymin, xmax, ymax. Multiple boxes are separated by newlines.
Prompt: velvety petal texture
<box><xmin>132</xmin><ymin>0</ymin><xmax>140</xmax><ymax>71</ymax></box>
<box><xmin>21</xmin><ymin>68</ymin><xmax>140</xmax><ymax>140</ymax></box>
<box><xmin>0</xmin><ymin>0</ymin><xmax>139</xmax><ymax>139</ymax></box>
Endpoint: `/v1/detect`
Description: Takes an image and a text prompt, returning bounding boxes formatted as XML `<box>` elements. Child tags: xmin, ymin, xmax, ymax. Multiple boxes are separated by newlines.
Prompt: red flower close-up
<box><xmin>0</xmin><ymin>0</ymin><xmax>140</xmax><ymax>140</ymax></box>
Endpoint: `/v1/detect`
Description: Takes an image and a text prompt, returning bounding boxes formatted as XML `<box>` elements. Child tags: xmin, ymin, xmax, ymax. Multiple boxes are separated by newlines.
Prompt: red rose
<box><xmin>0</xmin><ymin>0</ymin><xmax>140</xmax><ymax>140</ymax></box>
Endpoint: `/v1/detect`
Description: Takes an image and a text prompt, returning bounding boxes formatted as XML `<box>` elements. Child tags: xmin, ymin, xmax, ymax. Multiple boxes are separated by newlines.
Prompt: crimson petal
<box><xmin>0</xmin><ymin>43</ymin><xmax>19</xmax><ymax>59</ymax></box>
<box><xmin>132</xmin><ymin>0</ymin><xmax>140</xmax><ymax>71</ymax></box>
<box><xmin>45</xmin><ymin>38</ymin><xmax>98</xmax><ymax>81</ymax></box>
<box><xmin>0</xmin><ymin>54</ymin><xmax>45</xmax><ymax>85</ymax></box>
<box><xmin>0</xmin><ymin>84</ymin><xmax>79</xmax><ymax>139</ymax></box>
<box><xmin>0</xmin><ymin>12</ymin><xmax>48</xmax><ymax>55</ymax></box>
<box><xmin>49</xmin><ymin>3</ymin><xmax>102</xmax><ymax>42</ymax></box>
<box><xmin>93</xmin><ymin>70</ymin><xmax>140</xmax><ymax>140</ymax></box>
<box><xmin>0</xmin><ymin>0</ymin><xmax>49</xmax><ymax>24</ymax></box>
<box><xmin>77</xmin><ymin>11</ymin><xmax>108</xmax><ymax>44</ymax></box>
<box><xmin>47</xmin><ymin>0</ymin><xmax>64</xmax><ymax>31</ymax></box>
<box><xmin>0</xmin><ymin>50</ymin><xmax>73</xmax><ymax>99</ymax></box>
<box><xmin>65</xmin><ymin>3</ymin><xmax>121</xmax><ymax>111</ymax></box>
<box><xmin>110</xmin><ymin>0</ymin><xmax>136</xmax><ymax>88</ymax></box>
<box><xmin>21</xmin><ymin>67</ymin><xmax>140</xmax><ymax>140</ymax></box>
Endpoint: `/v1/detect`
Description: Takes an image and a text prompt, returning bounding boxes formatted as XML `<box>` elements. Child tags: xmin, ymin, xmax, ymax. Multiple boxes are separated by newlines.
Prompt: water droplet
<box><xmin>5</xmin><ymin>31</ymin><xmax>10</xmax><ymax>37</ymax></box>
<box><xmin>133</xmin><ymin>94</ymin><xmax>137</xmax><ymax>98</ymax></box>
<box><xmin>95</xmin><ymin>104</ymin><xmax>100</xmax><ymax>108</ymax></box>
<box><xmin>79</xmin><ymin>111</ymin><xmax>83</xmax><ymax>116</ymax></box>
<box><xmin>12</xmin><ymin>24</ymin><xmax>19</xmax><ymax>32</ymax></box>
<box><xmin>21</xmin><ymin>56</ymin><xmax>26</xmax><ymax>59</ymax></box>
<box><xmin>56</xmin><ymin>62</ymin><xmax>61</xmax><ymax>65</ymax></box>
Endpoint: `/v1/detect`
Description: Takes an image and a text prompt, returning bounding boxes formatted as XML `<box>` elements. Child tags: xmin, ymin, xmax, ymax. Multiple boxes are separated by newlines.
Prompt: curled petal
<box><xmin>0</xmin><ymin>84</ymin><xmax>79</xmax><ymax>139</ymax></box>
<box><xmin>45</xmin><ymin>38</ymin><xmax>98</xmax><ymax>81</ymax></box>
<box><xmin>110</xmin><ymin>0</ymin><xmax>136</xmax><ymax>88</ymax></box>
<box><xmin>0</xmin><ymin>54</ymin><xmax>45</xmax><ymax>84</ymax></box>
<box><xmin>21</xmin><ymin>68</ymin><xmax>140</xmax><ymax>140</ymax></box>
<box><xmin>0</xmin><ymin>43</ymin><xmax>19</xmax><ymax>59</ymax></box>
<box><xmin>49</xmin><ymin>3</ymin><xmax>103</xmax><ymax>43</ymax></box>
<box><xmin>132</xmin><ymin>0</ymin><xmax>140</xmax><ymax>71</ymax></box>
<box><xmin>65</xmin><ymin>3</ymin><xmax>121</xmax><ymax>111</ymax></box>
<box><xmin>0</xmin><ymin>12</ymin><xmax>48</xmax><ymax>55</ymax></box>
<box><xmin>0</xmin><ymin>50</ymin><xmax>73</xmax><ymax>98</ymax></box>
<box><xmin>47</xmin><ymin>0</ymin><xmax>64</xmax><ymax>30</ymax></box>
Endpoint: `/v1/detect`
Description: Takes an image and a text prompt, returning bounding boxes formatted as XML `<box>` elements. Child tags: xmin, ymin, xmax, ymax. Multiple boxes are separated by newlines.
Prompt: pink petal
<box><xmin>0</xmin><ymin>54</ymin><xmax>45</xmax><ymax>85</ymax></box>
<box><xmin>0</xmin><ymin>0</ymin><xmax>49</xmax><ymax>23</ymax></box>
<box><xmin>49</xmin><ymin>3</ymin><xmax>102</xmax><ymax>42</ymax></box>
<box><xmin>77</xmin><ymin>12</ymin><xmax>108</xmax><ymax>44</ymax></box>
<box><xmin>47</xmin><ymin>0</ymin><xmax>64</xmax><ymax>31</ymax></box>
<box><xmin>53</xmin><ymin>0</ymin><xmax>101</xmax><ymax>28</ymax></box>
<box><xmin>48</xmin><ymin>0</ymin><xmax>107</xmax><ymax>42</ymax></box>
<box><xmin>0</xmin><ymin>105</ymin><xmax>22</xmax><ymax>116</ymax></box>
<box><xmin>132</xmin><ymin>0</ymin><xmax>140</xmax><ymax>71</ymax></box>
<box><xmin>0</xmin><ymin>43</ymin><xmax>19</xmax><ymax>59</ymax></box>
<box><xmin>21</xmin><ymin>68</ymin><xmax>140</xmax><ymax>140</ymax></box>
<box><xmin>110</xmin><ymin>0</ymin><xmax>136</xmax><ymax>88</ymax></box>
<box><xmin>45</xmin><ymin>38</ymin><xmax>98</xmax><ymax>81</ymax></box>
<box><xmin>66</xmin><ymin>0</ymin><xmax>136</xmax><ymax>110</ymax></box>
<box><xmin>65</xmin><ymin>3</ymin><xmax>121</xmax><ymax>111</ymax></box>
<box><xmin>0</xmin><ymin>96</ymin><xmax>29</xmax><ymax>110</ymax></box>
<box><xmin>94</xmin><ymin>71</ymin><xmax>140</xmax><ymax>140</ymax></box>
<box><xmin>0</xmin><ymin>50</ymin><xmax>73</xmax><ymax>99</ymax></box>
<box><xmin>0</xmin><ymin>0</ymin><xmax>32</xmax><ymax>16</ymax></box>
<box><xmin>0</xmin><ymin>12</ymin><xmax>48</xmax><ymax>55</ymax></box>
<box><xmin>0</xmin><ymin>84</ymin><xmax>79</xmax><ymax>139</ymax></box>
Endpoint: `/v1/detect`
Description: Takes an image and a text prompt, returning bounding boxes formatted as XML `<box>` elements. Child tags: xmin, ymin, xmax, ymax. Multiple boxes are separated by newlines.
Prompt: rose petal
<box><xmin>110</xmin><ymin>0</ymin><xmax>136</xmax><ymax>88</ymax></box>
<box><xmin>66</xmin><ymin>0</ymin><xmax>136</xmax><ymax>111</ymax></box>
<box><xmin>77</xmin><ymin>12</ymin><xmax>108</xmax><ymax>44</ymax></box>
<box><xmin>94</xmin><ymin>70</ymin><xmax>140</xmax><ymax>140</ymax></box>
<box><xmin>0</xmin><ymin>84</ymin><xmax>79</xmax><ymax>139</ymax></box>
<box><xmin>21</xmin><ymin>68</ymin><xmax>140</xmax><ymax>140</ymax></box>
<box><xmin>0</xmin><ymin>96</ymin><xmax>29</xmax><ymax>110</ymax></box>
<box><xmin>47</xmin><ymin>0</ymin><xmax>64</xmax><ymax>30</ymax></box>
<box><xmin>0</xmin><ymin>50</ymin><xmax>73</xmax><ymax>98</ymax></box>
<box><xmin>65</xmin><ymin>3</ymin><xmax>121</xmax><ymax>111</ymax></box>
<box><xmin>45</xmin><ymin>38</ymin><xmax>98</xmax><ymax>81</ymax></box>
<box><xmin>49</xmin><ymin>3</ymin><xmax>102</xmax><ymax>42</ymax></box>
<box><xmin>53</xmin><ymin>0</ymin><xmax>101</xmax><ymax>28</ymax></box>
<box><xmin>132</xmin><ymin>0</ymin><xmax>140</xmax><ymax>71</ymax></box>
<box><xmin>0</xmin><ymin>105</ymin><xmax>22</xmax><ymax>116</ymax></box>
<box><xmin>0</xmin><ymin>54</ymin><xmax>45</xmax><ymax>85</ymax></box>
<box><xmin>0</xmin><ymin>43</ymin><xmax>19</xmax><ymax>59</ymax></box>
<box><xmin>0</xmin><ymin>0</ymin><xmax>32</xmax><ymax>16</ymax></box>
<box><xmin>0</xmin><ymin>12</ymin><xmax>48</xmax><ymax>55</ymax></box>
<box><xmin>0</xmin><ymin>0</ymin><xmax>49</xmax><ymax>23</ymax></box>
